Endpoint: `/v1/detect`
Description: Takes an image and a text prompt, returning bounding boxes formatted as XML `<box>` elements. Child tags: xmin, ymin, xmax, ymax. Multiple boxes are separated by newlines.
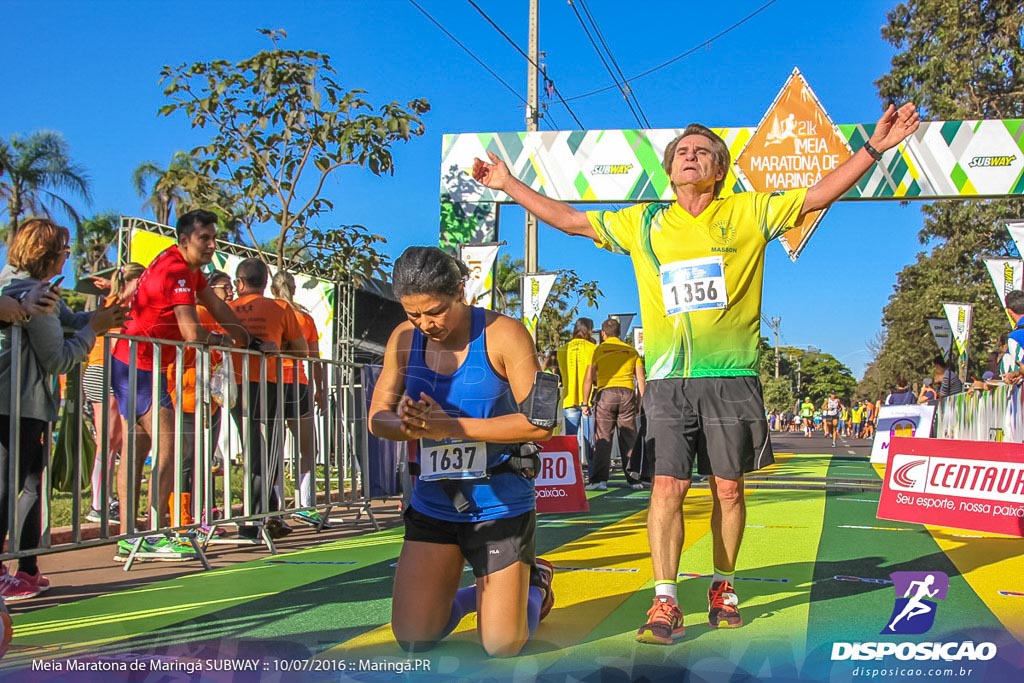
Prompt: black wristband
<box><xmin>247</xmin><ymin>336</ymin><xmax>264</xmax><ymax>351</ymax></box>
<box><xmin>863</xmin><ymin>141</ymin><xmax>883</xmax><ymax>162</ymax></box>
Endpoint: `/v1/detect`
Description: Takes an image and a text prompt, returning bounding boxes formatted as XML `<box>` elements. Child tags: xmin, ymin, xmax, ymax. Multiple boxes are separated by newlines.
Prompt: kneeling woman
<box><xmin>369</xmin><ymin>246</ymin><xmax>555</xmax><ymax>657</ymax></box>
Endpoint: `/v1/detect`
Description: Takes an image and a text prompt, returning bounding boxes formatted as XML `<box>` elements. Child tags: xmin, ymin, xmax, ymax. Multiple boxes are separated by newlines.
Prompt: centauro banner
<box><xmin>459</xmin><ymin>243</ymin><xmax>500</xmax><ymax>310</ymax></box>
<box><xmin>128</xmin><ymin>228</ymin><xmax>336</xmax><ymax>360</ymax></box>
<box><xmin>522</xmin><ymin>273</ymin><xmax>557</xmax><ymax>340</ymax></box>
<box><xmin>941</xmin><ymin>302</ymin><xmax>973</xmax><ymax>360</ymax></box>
<box><xmin>983</xmin><ymin>258</ymin><xmax>1024</xmax><ymax>322</ymax></box>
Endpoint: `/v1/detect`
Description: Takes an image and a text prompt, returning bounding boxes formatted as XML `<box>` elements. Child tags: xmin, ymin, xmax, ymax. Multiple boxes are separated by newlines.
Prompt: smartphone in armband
<box><xmin>521</xmin><ymin>371</ymin><xmax>561</xmax><ymax>429</ymax></box>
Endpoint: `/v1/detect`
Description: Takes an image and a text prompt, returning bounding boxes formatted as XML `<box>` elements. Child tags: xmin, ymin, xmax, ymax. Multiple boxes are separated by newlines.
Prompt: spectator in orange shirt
<box><xmin>862</xmin><ymin>399</ymin><xmax>877</xmax><ymax>440</ymax></box>
<box><xmin>229</xmin><ymin>258</ymin><xmax>307</xmax><ymax>539</ymax></box>
<box><xmin>270</xmin><ymin>271</ymin><xmax>329</xmax><ymax>528</ymax></box>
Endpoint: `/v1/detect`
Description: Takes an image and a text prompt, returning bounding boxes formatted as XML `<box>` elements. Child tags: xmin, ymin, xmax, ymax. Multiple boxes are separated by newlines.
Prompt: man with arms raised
<box><xmin>473</xmin><ymin>103</ymin><xmax>919</xmax><ymax>643</ymax></box>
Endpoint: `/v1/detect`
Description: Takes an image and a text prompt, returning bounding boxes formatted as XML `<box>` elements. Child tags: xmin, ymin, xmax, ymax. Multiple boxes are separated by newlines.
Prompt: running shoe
<box><xmin>108</xmin><ymin>501</ymin><xmax>120</xmax><ymax>522</ymax></box>
<box><xmin>85</xmin><ymin>508</ymin><xmax>103</xmax><ymax>523</ymax></box>
<box><xmin>263</xmin><ymin>517</ymin><xmax>293</xmax><ymax>539</ymax></box>
<box><xmin>14</xmin><ymin>570</ymin><xmax>50</xmax><ymax>595</ymax></box>
<box><xmin>584</xmin><ymin>481</ymin><xmax>607</xmax><ymax>491</ymax></box>
<box><xmin>0</xmin><ymin>567</ymin><xmax>40</xmax><ymax>601</ymax></box>
<box><xmin>635</xmin><ymin>595</ymin><xmax>685</xmax><ymax>644</ymax></box>
<box><xmin>114</xmin><ymin>537</ymin><xmax>196</xmax><ymax>563</ymax></box>
<box><xmin>535</xmin><ymin>558</ymin><xmax>555</xmax><ymax>621</ymax></box>
<box><xmin>291</xmin><ymin>510</ymin><xmax>333</xmax><ymax>529</ymax></box>
<box><xmin>708</xmin><ymin>580</ymin><xmax>743</xmax><ymax>628</ymax></box>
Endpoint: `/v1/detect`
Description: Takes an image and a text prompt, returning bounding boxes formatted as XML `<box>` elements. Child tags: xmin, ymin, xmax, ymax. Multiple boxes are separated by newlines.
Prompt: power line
<box><xmin>408</xmin><ymin>1</ymin><xmax>523</xmax><ymax>104</ymax></box>
<box><xmin>407</xmin><ymin>0</ymin><xmax>563</xmax><ymax>129</ymax></box>
<box><xmin>565</xmin><ymin>0</ymin><xmax>778</xmax><ymax>102</ymax></box>
<box><xmin>574</xmin><ymin>0</ymin><xmax>651</xmax><ymax>128</ymax></box>
<box><xmin>568</xmin><ymin>0</ymin><xmax>650</xmax><ymax>128</ymax></box>
<box><xmin>465</xmin><ymin>0</ymin><xmax>586</xmax><ymax>129</ymax></box>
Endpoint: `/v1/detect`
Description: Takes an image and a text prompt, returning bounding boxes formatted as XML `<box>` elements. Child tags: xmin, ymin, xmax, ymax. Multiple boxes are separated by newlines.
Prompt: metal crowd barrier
<box><xmin>934</xmin><ymin>383</ymin><xmax>1023</xmax><ymax>443</ymax></box>
<box><xmin>1</xmin><ymin>329</ymin><xmax>379</xmax><ymax>572</ymax></box>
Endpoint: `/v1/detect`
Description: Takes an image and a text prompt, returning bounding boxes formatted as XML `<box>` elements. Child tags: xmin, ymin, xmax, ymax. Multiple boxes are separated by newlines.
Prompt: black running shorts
<box><xmin>282</xmin><ymin>383</ymin><xmax>312</xmax><ymax>419</ymax></box>
<box><xmin>643</xmin><ymin>376</ymin><xmax>774</xmax><ymax>481</ymax></box>
<box><xmin>402</xmin><ymin>506</ymin><xmax>537</xmax><ymax>578</ymax></box>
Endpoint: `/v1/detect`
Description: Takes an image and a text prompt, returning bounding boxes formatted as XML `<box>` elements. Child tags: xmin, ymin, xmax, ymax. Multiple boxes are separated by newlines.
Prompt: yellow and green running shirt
<box><xmin>586</xmin><ymin>189</ymin><xmax>807</xmax><ymax>380</ymax></box>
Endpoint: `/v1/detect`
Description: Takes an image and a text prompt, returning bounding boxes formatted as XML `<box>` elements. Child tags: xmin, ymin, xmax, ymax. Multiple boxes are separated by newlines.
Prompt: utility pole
<box><xmin>525</xmin><ymin>0</ymin><xmax>539</xmax><ymax>276</ymax></box>
<box><xmin>768</xmin><ymin>317</ymin><xmax>782</xmax><ymax>378</ymax></box>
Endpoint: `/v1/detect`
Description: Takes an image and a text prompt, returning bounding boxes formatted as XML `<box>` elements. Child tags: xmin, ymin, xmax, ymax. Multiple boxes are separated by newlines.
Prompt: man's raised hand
<box><xmin>472</xmin><ymin>151</ymin><xmax>511</xmax><ymax>191</ymax></box>
<box><xmin>872</xmin><ymin>102</ymin><xmax>921</xmax><ymax>152</ymax></box>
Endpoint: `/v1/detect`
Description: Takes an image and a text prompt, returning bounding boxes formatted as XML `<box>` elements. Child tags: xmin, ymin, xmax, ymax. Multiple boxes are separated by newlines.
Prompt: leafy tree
<box><xmin>0</xmin><ymin>131</ymin><xmax>91</xmax><ymax>243</ymax></box>
<box><xmin>863</xmin><ymin>0</ymin><xmax>1024</xmax><ymax>394</ymax></box>
<box><xmin>158</xmin><ymin>28</ymin><xmax>429</xmax><ymax>280</ymax></box>
<box><xmin>134</xmin><ymin>152</ymin><xmax>256</xmax><ymax>244</ymax></box>
<box><xmin>536</xmin><ymin>270</ymin><xmax>602</xmax><ymax>351</ymax></box>
<box><xmin>770</xmin><ymin>344</ymin><xmax>855</xmax><ymax>407</ymax></box>
<box><xmin>488</xmin><ymin>253</ymin><xmax>602</xmax><ymax>349</ymax></box>
<box><xmin>761</xmin><ymin>376</ymin><xmax>795</xmax><ymax>414</ymax></box>
<box><xmin>800</xmin><ymin>352</ymin><xmax>857</xmax><ymax>406</ymax></box>
<box><xmin>876</xmin><ymin>0</ymin><xmax>1023</xmax><ymax>121</ymax></box>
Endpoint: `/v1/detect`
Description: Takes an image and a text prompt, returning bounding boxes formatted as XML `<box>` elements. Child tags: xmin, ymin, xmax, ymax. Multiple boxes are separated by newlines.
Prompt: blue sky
<box><xmin>3</xmin><ymin>0</ymin><xmax>929</xmax><ymax>378</ymax></box>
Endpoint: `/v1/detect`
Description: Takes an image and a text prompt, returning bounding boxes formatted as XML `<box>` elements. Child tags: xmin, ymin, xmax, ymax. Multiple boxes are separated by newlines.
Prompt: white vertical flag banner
<box><xmin>459</xmin><ymin>243</ymin><xmax>500</xmax><ymax>309</ymax></box>
<box><xmin>1006</xmin><ymin>220</ymin><xmax>1024</xmax><ymax>257</ymax></box>
<box><xmin>522</xmin><ymin>273</ymin><xmax>557</xmax><ymax>340</ymax></box>
<box><xmin>983</xmin><ymin>258</ymin><xmax>1024</xmax><ymax>322</ymax></box>
<box><xmin>925</xmin><ymin>317</ymin><xmax>954</xmax><ymax>362</ymax></box>
<box><xmin>942</xmin><ymin>302</ymin><xmax>973</xmax><ymax>358</ymax></box>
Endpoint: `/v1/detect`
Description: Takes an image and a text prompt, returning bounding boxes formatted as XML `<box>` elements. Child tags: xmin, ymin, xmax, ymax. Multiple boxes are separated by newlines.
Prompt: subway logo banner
<box><xmin>441</xmin><ymin>73</ymin><xmax>1024</xmax><ymax>261</ymax></box>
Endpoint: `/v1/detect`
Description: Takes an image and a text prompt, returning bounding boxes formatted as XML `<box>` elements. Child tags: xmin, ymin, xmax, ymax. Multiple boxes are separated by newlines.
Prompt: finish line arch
<box><xmin>439</xmin><ymin>117</ymin><xmax>1024</xmax><ymax>259</ymax></box>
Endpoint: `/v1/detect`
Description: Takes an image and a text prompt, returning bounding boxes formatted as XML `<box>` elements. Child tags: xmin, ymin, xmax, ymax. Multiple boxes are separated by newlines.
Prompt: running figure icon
<box><xmin>887</xmin><ymin>574</ymin><xmax>938</xmax><ymax>631</ymax></box>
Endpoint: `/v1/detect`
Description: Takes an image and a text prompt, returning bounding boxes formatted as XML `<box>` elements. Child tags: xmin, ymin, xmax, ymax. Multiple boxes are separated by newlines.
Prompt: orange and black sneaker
<box><xmin>534</xmin><ymin>558</ymin><xmax>555</xmax><ymax>621</ymax></box>
<box><xmin>708</xmin><ymin>580</ymin><xmax>742</xmax><ymax>628</ymax></box>
<box><xmin>635</xmin><ymin>596</ymin><xmax>685</xmax><ymax>644</ymax></box>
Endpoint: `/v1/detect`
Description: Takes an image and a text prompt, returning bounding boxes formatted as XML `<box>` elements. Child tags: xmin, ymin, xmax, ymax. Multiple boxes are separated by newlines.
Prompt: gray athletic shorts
<box><xmin>643</xmin><ymin>377</ymin><xmax>774</xmax><ymax>480</ymax></box>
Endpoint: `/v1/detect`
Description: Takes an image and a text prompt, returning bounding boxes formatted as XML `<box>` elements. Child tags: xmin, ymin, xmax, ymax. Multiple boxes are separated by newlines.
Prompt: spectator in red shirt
<box><xmin>228</xmin><ymin>258</ymin><xmax>307</xmax><ymax>539</ymax></box>
<box><xmin>111</xmin><ymin>210</ymin><xmax>249</xmax><ymax>535</ymax></box>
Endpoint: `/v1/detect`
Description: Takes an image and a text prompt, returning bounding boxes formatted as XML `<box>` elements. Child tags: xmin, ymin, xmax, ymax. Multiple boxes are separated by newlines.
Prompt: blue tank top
<box><xmin>406</xmin><ymin>307</ymin><xmax>535</xmax><ymax>522</ymax></box>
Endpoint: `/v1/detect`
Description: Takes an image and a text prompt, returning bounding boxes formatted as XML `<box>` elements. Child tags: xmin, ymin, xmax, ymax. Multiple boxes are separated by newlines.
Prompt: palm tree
<box><xmin>0</xmin><ymin>131</ymin><xmax>91</xmax><ymax>244</ymax></box>
<box><xmin>131</xmin><ymin>151</ymin><xmax>196</xmax><ymax>226</ymax></box>
<box><xmin>75</xmin><ymin>212</ymin><xmax>119</xmax><ymax>278</ymax></box>
<box><xmin>491</xmin><ymin>253</ymin><xmax>524</xmax><ymax>316</ymax></box>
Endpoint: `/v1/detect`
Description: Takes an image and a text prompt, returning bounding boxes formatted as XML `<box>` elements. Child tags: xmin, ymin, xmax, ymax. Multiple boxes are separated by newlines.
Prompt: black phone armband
<box><xmin>519</xmin><ymin>371</ymin><xmax>560</xmax><ymax>429</ymax></box>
